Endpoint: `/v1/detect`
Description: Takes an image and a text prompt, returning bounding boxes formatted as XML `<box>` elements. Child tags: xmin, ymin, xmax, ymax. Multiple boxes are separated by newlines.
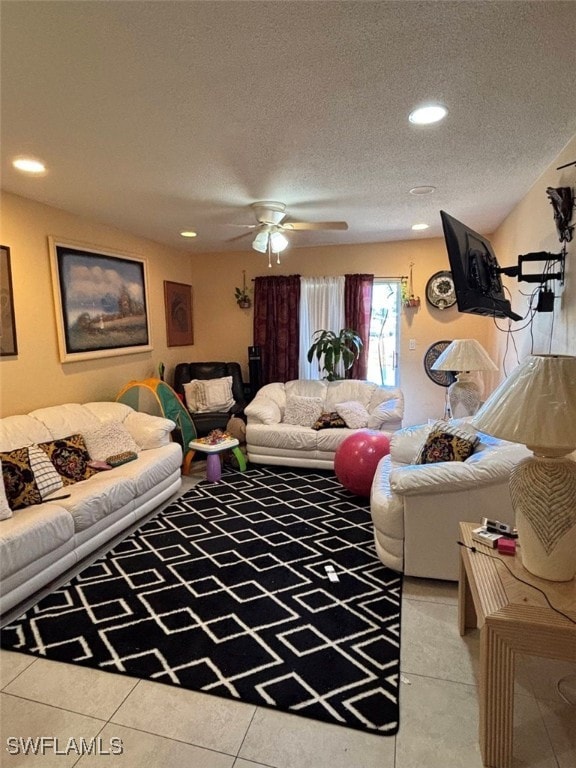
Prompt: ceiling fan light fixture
<box><xmin>269</xmin><ymin>230</ymin><xmax>289</xmax><ymax>253</ymax></box>
<box><xmin>252</xmin><ymin>230</ymin><xmax>269</xmax><ymax>253</ymax></box>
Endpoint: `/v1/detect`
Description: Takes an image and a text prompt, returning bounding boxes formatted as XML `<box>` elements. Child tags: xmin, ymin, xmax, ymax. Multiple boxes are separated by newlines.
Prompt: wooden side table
<box><xmin>458</xmin><ymin>522</ymin><xmax>576</xmax><ymax>768</ymax></box>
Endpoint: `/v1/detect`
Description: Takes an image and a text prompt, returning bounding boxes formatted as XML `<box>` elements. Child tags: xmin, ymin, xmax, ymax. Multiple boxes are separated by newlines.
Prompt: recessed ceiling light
<box><xmin>408</xmin><ymin>105</ymin><xmax>447</xmax><ymax>125</ymax></box>
<box><xmin>409</xmin><ymin>186</ymin><xmax>436</xmax><ymax>196</ymax></box>
<box><xmin>180</xmin><ymin>231</ymin><xmax>197</xmax><ymax>238</ymax></box>
<box><xmin>12</xmin><ymin>156</ymin><xmax>46</xmax><ymax>174</ymax></box>
<box><xmin>412</xmin><ymin>223</ymin><xmax>430</xmax><ymax>231</ymax></box>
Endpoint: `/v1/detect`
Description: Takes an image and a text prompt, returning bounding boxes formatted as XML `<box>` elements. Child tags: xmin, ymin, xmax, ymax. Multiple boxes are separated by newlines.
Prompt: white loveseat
<box><xmin>370</xmin><ymin>422</ymin><xmax>530</xmax><ymax>581</ymax></box>
<box><xmin>245</xmin><ymin>379</ymin><xmax>404</xmax><ymax>469</ymax></box>
<box><xmin>0</xmin><ymin>401</ymin><xmax>183</xmax><ymax>616</ymax></box>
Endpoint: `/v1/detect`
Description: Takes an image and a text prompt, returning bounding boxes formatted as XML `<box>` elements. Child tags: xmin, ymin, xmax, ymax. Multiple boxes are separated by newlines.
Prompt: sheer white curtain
<box><xmin>299</xmin><ymin>276</ymin><xmax>345</xmax><ymax>379</ymax></box>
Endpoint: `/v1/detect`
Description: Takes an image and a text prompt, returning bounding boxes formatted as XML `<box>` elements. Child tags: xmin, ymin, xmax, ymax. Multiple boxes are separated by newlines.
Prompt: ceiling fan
<box><xmin>230</xmin><ymin>201</ymin><xmax>348</xmax><ymax>266</ymax></box>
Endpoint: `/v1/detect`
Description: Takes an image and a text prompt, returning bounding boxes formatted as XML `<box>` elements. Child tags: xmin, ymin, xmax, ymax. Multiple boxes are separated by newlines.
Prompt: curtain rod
<box><xmin>251</xmin><ymin>275</ymin><xmax>407</xmax><ymax>281</ymax></box>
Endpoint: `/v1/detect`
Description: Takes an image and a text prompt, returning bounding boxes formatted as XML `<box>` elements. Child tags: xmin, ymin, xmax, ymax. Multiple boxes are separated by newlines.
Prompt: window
<box><xmin>367</xmin><ymin>280</ymin><xmax>400</xmax><ymax>386</ymax></box>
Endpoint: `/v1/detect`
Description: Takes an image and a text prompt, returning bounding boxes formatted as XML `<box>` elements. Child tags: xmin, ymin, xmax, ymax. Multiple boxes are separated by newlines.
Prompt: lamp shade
<box><xmin>472</xmin><ymin>354</ymin><xmax>576</xmax><ymax>452</ymax></box>
<box><xmin>431</xmin><ymin>339</ymin><xmax>498</xmax><ymax>372</ymax></box>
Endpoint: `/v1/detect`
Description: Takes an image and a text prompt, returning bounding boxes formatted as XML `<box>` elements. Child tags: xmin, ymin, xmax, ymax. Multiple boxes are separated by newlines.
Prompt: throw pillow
<box><xmin>82</xmin><ymin>421</ymin><xmax>140</xmax><ymax>462</ymax></box>
<box><xmin>37</xmin><ymin>434</ymin><xmax>97</xmax><ymax>486</ymax></box>
<box><xmin>367</xmin><ymin>399</ymin><xmax>399</xmax><ymax>429</ymax></box>
<box><xmin>312</xmin><ymin>412</ymin><xmax>347</xmax><ymax>431</ymax></box>
<box><xmin>28</xmin><ymin>444</ymin><xmax>64</xmax><ymax>499</ymax></box>
<box><xmin>416</xmin><ymin>422</ymin><xmax>480</xmax><ymax>464</ymax></box>
<box><xmin>335</xmin><ymin>400</ymin><xmax>370</xmax><ymax>430</ymax></box>
<box><xmin>183</xmin><ymin>377</ymin><xmax>235</xmax><ymax>413</ymax></box>
<box><xmin>0</xmin><ymin>461</ymin><xmax>12</xmax><ymax>519</ymax></box>
<box><xmin>0</xmin><ymin>447</ymin><xmax>42</xmax><ymax>510</ymax></box>
<box><xmin>283</xmin><ymin>395</ymin><xmax>324</xmax><ymax>428</ymax></box>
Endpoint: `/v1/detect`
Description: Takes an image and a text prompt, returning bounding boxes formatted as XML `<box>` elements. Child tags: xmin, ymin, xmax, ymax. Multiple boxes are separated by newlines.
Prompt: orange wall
<box><xmin>3</xmin><ymin>126</ymin><xmax>575</xmax><ymax>429</ymax></box>
<box><xmin>1</xmin><ymin>191</ymin><xmax>492</xmax><ymax>425</ymax></box>
<box><xmin>0</xmin><ymin>193</ymin><xmax>195</xmax><ymax>414</ymax></box>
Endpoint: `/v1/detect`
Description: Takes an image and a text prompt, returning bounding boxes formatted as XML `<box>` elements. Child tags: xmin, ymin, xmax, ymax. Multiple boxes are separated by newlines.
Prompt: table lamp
<box><xmin>472</xmin><ymin>354</ymin><xmax>576</xmax><ymax>581</ymax></box>
<box><xmin>431</xmin><ymin>339</ymin><xmax>498</xmax><ymax>417</ymax></box>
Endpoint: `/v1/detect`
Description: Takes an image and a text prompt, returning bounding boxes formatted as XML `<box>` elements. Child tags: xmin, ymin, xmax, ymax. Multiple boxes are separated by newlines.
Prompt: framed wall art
<box><xmin>0</xmin><ymin>245</ymin><xmax>18</xmax><ymax>356</ymax></box>
<box><xmin>164</xmin><ymin>280</ymin><xmax>193</xmax><ymax>346</ymax></box>
<box><xmin>49</xmin><ymin>238</ymin><xmax>152</xmax><ymax>362</ymax></box>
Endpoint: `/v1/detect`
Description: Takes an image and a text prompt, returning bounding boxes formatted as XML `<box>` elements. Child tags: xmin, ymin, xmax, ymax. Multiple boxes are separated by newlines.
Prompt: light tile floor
<box><xmin>1</xmin><ymin>473</ymin><xmax>574</xmax><ymax>768</ymax></box>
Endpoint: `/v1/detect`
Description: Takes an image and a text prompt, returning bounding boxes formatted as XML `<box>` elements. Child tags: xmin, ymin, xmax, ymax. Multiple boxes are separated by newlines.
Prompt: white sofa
<box><xmin>245</xmin><ymin>379</ymin><xmax>404</xmax><ymax>469</ymax></box>
<box><xmin>370</xmin><ymin>422</ymin><xmax>530</xmax><ymax>581</ymax></box>
<box><xmin>0</xmin><ymin>401</ymin><xmax>183</xmax><ymax>616</ymax></box>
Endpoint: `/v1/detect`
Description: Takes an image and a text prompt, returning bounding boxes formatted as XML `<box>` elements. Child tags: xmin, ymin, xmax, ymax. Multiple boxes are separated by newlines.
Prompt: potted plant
<box><xmin>235</xmin><ymin>270</ymin><xmax>252</xmax><ymax>308</ymax></box>
<box><xmin>306</xmin><ymin>328</ymin><xmax>363</xmax><ymax>381</ymax></box>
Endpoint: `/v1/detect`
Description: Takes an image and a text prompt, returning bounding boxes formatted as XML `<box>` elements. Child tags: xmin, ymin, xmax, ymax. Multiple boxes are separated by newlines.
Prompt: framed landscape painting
<box><xmin>164</xmin><ymin>280</ymin><xmax>193</xmax><ymax>346</ymax></box>
<box><xmin>49</xmin><ymin>238</ymin><xmax>152</xmax><ymax>362</ymax></box>
<box><xmin>0</xmin><ymin>245</ymin><xmax>18</xmax><ymax>356</ymax></box>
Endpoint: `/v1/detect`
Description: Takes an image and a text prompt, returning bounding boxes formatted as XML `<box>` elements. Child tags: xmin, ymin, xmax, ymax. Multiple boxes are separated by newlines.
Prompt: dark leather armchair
<box><xmin>172</xmin><ymin>362</ymin><xmax>247</xmax><ymax>437</ymax></box>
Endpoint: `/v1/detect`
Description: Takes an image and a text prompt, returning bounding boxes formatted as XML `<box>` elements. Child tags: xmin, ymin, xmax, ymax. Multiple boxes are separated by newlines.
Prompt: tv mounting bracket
<box><xmin>497</xmin><ymin>247</ymin><xmax>565</xmax><ymax>285</ymax></box>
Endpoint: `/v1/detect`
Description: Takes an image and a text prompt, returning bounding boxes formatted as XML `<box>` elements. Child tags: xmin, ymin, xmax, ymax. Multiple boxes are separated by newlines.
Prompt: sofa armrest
<box><xmin>124</xmin><ymin>411</ymin><xmax>176</xmax><ymax>450</ymax></box>
<box><xmin>245</xmin><ymin>397</ymin><xmax>282</xmax><ymax>425</ymax></box>
<box><xmin>389</xmin><ymin>442</ymin><xmax>529</xmax><ymax>496</ymax></box>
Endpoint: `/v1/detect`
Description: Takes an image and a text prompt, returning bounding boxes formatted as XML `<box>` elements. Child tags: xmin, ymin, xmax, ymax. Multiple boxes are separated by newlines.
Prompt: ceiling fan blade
<box><xmin>281</xmin><ymin>221</ymin><xmax>349</xmax><ymax>231</ymax></box>
<box><xmin>228</xmin><ymin>223</ymin><xmax>259</xmax><ymax>228</ymax></box>
<box><xmin>227</xmin><ymin>230</ymin><xmax>255</xmax><ymax>242</ymax></box>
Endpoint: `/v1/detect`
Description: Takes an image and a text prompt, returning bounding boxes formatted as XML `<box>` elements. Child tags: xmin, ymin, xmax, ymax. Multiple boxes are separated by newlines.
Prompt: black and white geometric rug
<box><xmin>1</xmin><ymin>466</ymin><xmax>402</xmax><ymax>734</ymax></box>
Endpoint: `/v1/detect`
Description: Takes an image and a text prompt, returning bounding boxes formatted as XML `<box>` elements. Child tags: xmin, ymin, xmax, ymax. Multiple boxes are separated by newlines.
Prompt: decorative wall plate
<box><xmin>425</xmin><ymin>270</ymin><xmax>456</xmax><ymax>309</ymax></box>
<box><xmin>423</xmin><ymin>340</ymin><xmax>456</xmax><ymax>387</ymax></box>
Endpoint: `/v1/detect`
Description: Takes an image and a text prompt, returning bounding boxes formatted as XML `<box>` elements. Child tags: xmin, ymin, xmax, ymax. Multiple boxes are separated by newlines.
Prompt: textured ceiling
<box><xmin>2</xmin><ymin>1</ymin><xmax>576</xmax><ymax>254</ymax></box>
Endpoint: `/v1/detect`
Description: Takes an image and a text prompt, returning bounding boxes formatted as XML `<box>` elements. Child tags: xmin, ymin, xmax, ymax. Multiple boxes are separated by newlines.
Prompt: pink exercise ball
<box><xmin>334</xmin><ymin>430</ymin><xmax>391</xmax><ymax>497</ymax></box>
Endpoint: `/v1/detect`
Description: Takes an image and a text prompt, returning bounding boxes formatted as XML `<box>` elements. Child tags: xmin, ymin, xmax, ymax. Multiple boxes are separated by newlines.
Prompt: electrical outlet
<box><xmin>409</xmin><ymin>339</ymin><xmax>416</xmax><ymax>351</ymax></box>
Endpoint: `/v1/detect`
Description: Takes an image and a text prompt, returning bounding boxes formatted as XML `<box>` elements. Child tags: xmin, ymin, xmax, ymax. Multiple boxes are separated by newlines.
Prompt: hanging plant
<box><xmin>235</xmin><ymin>270</ymin><xmax>252</xmax><ymax>308</ymax></box>
<box><xmin>402</xmin><ymin>262</ymin><xmax>420</xmax><ymax>308</ymax></box>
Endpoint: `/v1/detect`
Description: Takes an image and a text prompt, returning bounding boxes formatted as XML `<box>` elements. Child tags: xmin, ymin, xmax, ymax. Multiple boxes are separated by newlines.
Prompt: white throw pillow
<box><xmin>183</xmin><ymin>377</ymin><xmax>235</xmax><ymax>413</ymax></box>
<box><xmin>367</xmin><ymin>399</ymin><xmax>399</xmax><ymax>429</ymax></box>
<box><xmin>83</xmin><ymin>422</ymin><xmax>140</xmax><ymax>462</ymax></box>
<box><xmin>28</xmin><ymin>444</ymin><xmax>64</xmax><ymax>499</ymax></box>
<box><xmin>124</xmin><ymin>412</ymin><xmax>175</xmax><ymax>450</ymax></box>
<box><xmin>335</xmin><ymin>400</ymin><xmax>370</xmax><ymax>429</ymax></box>
<box><xmin>283</xmin><ymin>395</ymin><xmax>324</xmax><ymax>427</ymax></box>
<box><xmin>0</xmin><ymin>460</ymin><xmax>12</xmax><ymax>519</ymax></box>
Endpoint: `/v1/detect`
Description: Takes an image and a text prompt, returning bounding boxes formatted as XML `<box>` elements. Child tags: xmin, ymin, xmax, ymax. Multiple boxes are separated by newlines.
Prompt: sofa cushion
<box><xmin>0</xmin><ymin>414</ymin><xmax>53</xmax><ymax>452</ymax></box>
<box><xmin>324</xmin><ymin>380</ymin><xmax>376</xmax><ymax>411</ymax></box>
<box><xmin>0</xmin><ymin>447</ymin><xmax>42</xmax><ymax>510</ymax></box>
<box><xmin>55</xmin><ymin>472</ymin><xmax>135</xmax><ymax>532</ymax></box>
<box><xmin>83</xmin><ymin>421</ymin><xmax>140</xmax><ymax>461</ymax></box>
<box><xmin>284</xmin><ymin>395</ymin><xmax>324</xmax><ymax>427</ymax></box>
<box><xmin>28</xmin><ymin>444</ymin><xmax>64</xmax><ymax>498</ymax></box>
<box><xmin>416</xmin><ymin>422</ymin><xmax>480</xmax><ymax>464</ymax></box>
<box><xmin>29</xmin><ymin>403</ymin><xmax>100</xmax><ymax>440</ymax></box>
<box><xmin>0</xmin><ymin>503</ymin><xmax>75</xmax><ymax>580</ymax></box>
<box><xmin>37</xmin><ymin>434</ymin><xmax>98</xmax><ymax>486</ymax></box>
<box><xmin>335</xmin><ymin>400</ymin><xmax>370</xmax><ymax>429</ymax></box>
<box><xmin>368</xmin><ymin>399</ymin><xmax>401</xmax><ymax>429</ymax></box>
<box><xmin>123</xmin><ymin>411</ymin><xmax>176</xmax><ymax>450</ymax></box>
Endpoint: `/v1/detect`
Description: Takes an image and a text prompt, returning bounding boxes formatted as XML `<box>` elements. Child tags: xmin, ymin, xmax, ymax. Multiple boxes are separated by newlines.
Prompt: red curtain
<box><xmin>253</xmin><ymin>275</ymin><xmax>301</xmax><ymax>384</ymax></box>
<box><xmin>344</xmin><ymin>274</ymin><xmax>374</xmax><ymax>379</ymax></box>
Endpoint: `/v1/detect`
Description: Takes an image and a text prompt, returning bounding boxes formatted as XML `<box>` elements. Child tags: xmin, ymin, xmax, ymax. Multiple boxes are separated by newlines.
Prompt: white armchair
<box><xmin>370</xmin><ymin>422</ymin><xmax>530</xmax><ymax>581</ymax></box>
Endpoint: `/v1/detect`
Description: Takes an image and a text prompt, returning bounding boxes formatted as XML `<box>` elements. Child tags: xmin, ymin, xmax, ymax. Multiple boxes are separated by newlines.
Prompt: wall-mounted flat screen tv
<box><xmin>440</xmin><ymin>210</ymin><xmax>522</xmax><ymax>322</ymax></box>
